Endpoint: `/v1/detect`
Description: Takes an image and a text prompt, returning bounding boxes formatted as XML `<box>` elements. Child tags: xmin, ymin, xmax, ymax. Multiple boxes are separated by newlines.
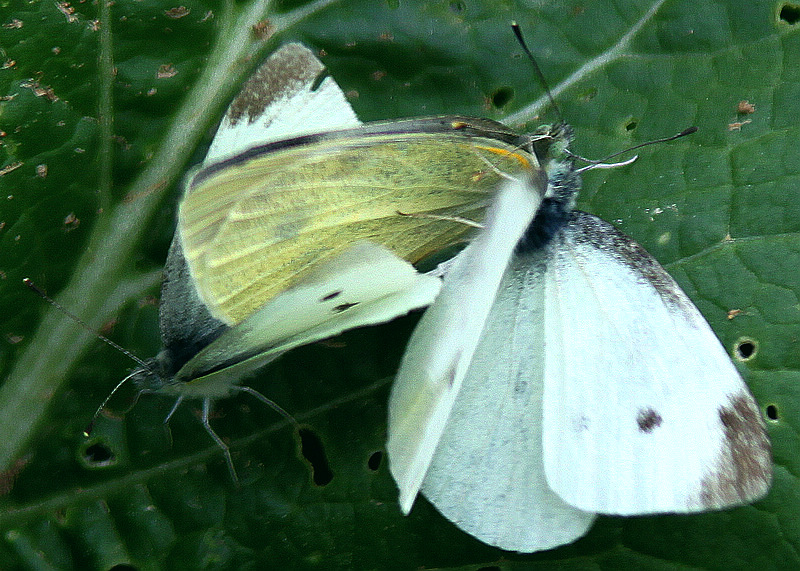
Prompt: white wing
<box><xmin>420</xmin><ymin>254</ymin><xmax>595</xmax><ymax>552</ymax></box>
<box><xmin>173</xmin><ymin>242</ymin><xmax>440</xmax><ymax>392</ymax></box>
<box><xmin>387</xmin><ymin>173</ymin><xmax>545</xmax><ymax>514</ymax></box>
<box><xmin>542</xmin><ymin>212</ymin><xmax>771</xmax><ymax>514</ymax></box>
<box><xmin>204</xmin><ymin>43</ymin><xmax>361</xmax><ymax>165</ymax></box>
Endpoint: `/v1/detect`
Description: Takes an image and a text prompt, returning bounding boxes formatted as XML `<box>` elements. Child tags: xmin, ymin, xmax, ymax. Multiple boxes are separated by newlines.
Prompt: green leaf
<box><xmin>1</xmin><ymin>0</ymin><xmax>797</xmax><ymax>568</ymax></box>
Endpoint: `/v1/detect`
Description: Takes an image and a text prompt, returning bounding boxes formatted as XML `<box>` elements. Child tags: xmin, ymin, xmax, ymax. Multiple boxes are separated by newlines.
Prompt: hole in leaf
<box><xmin>780</xmin><ymin>4</ymin><xmax>800</xmax><ymax>24</ymax></box>
<box><xmin>625</xmin><ymin>120</ymin><xmax>638</xmax><ymax>132</ymax></box>
<box><xmin>490</xmin><ymin>87</ymin><xmax>514</xmax><ymax>109</ymax></box>
<box><xmin>766</xmin><ymin>404</ymin><xmax>779</xmax><ymax>421</ymax></box>
<box><xmin>449</xmin><ymin>0</ymin><xmax>466</xmax><ymax>13</ymax></box>
<box><xmin>734</xmin><ymin>338</ymin><xmax>757</xmax><ymax>361</ymax></box>
<box><xmin>299</xmin><ymin>427</ymin><xmax>333</xmax><ymax>485</ymax></box>
<box><xmin>367</xmin><ymin>450</ymin><xmax>383</xmax><ymax>471</ymax></box>
<box><xmin>83</xmin><ymin>442</ymin><xmax>116</xmax><ymax>467</ymax></box>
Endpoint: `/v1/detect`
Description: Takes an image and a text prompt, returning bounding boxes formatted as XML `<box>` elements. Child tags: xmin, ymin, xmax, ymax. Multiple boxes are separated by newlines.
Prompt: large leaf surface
<box><xmin>0</xmin><ymin>0</ymin><xmax>797</xmax><ymax>568</ymax></box>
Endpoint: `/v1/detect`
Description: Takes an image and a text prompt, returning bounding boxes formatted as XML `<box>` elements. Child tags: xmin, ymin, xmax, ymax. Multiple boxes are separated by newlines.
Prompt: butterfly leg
<box><xmin>200</xmin><ymin>397</ymin><xmax>239</xmax><ymax>483</ymax></box>
<box><xmin>164</xmin><ymin>395</ymin><xmax>184</xmax><ymax>423</ymax></box>
<box><xmin>236</xmin><ymin>386</ymin><xmax>298</xmax><ymax>428</ymax></box>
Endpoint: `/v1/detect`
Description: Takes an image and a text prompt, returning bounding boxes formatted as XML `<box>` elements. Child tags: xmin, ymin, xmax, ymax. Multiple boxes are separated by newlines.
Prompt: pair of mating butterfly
<box><xmin>94</xmin><ymin>43</ymin><xmax>771</xmax><ymax>552</ymax></box>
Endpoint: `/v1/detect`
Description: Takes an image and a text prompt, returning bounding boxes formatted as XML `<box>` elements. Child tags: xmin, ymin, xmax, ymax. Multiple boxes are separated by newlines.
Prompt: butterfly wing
<box><xmin>169</xmin><ymin>241</ymin><xmax>441</xmax><ymax>395</ymax></box>
<box><xmin>387</xmin><ymin>173</ymin><xmax>546</xmax><ymax>513</ymax></box>
<box><xmin>420</xmin><ymin>252</ymin><xmax>595</xmax><ymax>552</ymax></box>
<box><xmin>204</xmin><ymin>42</ymin><xmax>361</xmax><ymax>165</ymax></box>
<box><xmin>157</xmin><ymin>234</ymin><xmax>228</xmax><ymax>374</ymax></box>
<box><xmin>542</xmin><ymin>212</ymin><xmax>771</xmax><ymax>514</ymax></box>
<box><xmin>181</xmin><ymin>124</ymin><xmax>535</xmax><ymax>324</ymax></box>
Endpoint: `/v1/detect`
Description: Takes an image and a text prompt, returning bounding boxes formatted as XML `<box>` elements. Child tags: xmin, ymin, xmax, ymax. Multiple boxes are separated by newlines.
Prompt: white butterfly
<box><xmin>103</xmin><ymin>44</ymin><xmax>444</xmax><ymax>478</ymax></box>
<box><xmin>387</xmin><ymin>126</ymin><xmax>772</xmax><ymax>552</ymax></box>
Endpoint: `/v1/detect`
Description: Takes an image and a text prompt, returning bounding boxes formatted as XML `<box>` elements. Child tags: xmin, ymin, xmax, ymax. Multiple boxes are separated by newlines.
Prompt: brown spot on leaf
<box><xmin>63</xmin><ymin>212</ymin><xmax>80</xmax><ymax>231</ymax></box>
<box><xmin>0</xmin><ymin>457</ymin><xmax>28</xmax><ymax>495</ymax></box>
<box><xmin>251</xmin><ymin>19</ymin><xmax>274</xmax><ymax>40</ymax></box>
<box><xmin>157</xmin><ymin>64</ymin><xmax>178</xmax><ymax>79</ymax></box>
<box><xmin>0</xmin><ymin>162</ymin><xmax>23</xmax><ymax>176</ymax></box>
<box><xmin>728</xmin><ymin>120</ymin><xmax>751</xmax><ymax>131</ymax></box>
<box><xmin>164</xmin><ymin>6</ymin><xmax>191</xmax><ymax>18</ymax></box>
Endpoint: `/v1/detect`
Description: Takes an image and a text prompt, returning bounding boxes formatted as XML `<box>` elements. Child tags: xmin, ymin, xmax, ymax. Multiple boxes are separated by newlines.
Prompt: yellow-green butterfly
<box><xmin>94</xmin><ymin>42</ymin><xmax>564</xmax><ymax>479</ymax></box>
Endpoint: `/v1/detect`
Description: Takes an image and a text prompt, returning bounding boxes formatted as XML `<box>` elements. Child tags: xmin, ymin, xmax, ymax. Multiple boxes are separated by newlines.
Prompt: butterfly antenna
<box><xmin>83</xmin><ymin>369</ymin><xmax>142</xmax><ymax>437</ymax></box>
<box><xmin>511</xmin><ymin>21</ymin><xmax>564</xmax><ymax>125</ymax></box>
<box><xmin>24</xmin><ymin>278</ymin><xmax>154</xmax><ymax>436</ymax></box>
<box><xmin>572</xmin><ymin>127</ymin><xmax>698</xmax><ymax>172</ymax></box>
<box><xmin>24</xmin><ymin>278</ymin><xmax>150</xmax><ymax>370</ymax></box>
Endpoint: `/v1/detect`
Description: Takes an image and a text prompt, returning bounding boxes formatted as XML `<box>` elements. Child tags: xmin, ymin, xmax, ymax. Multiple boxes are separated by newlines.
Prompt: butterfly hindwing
<box><xmin>387</xmin><ymin>173</ymin><xmax>546</xmax><ymax>513</ymax></box>
<box><xmin>420</xmin><ymin>251</ymin><xmax>595</xmax><ymax>552</ymax></box>
<box><xmin>172</xmin><ymin>241</ymin><xmax>442</xmax><ymax>393</ymax></box>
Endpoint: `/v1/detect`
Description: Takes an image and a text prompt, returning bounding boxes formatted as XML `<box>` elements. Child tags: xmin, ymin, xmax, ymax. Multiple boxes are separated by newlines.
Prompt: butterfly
<box><xmin>386</xmin><ymin>123</ymin><xmax>772</xmax><ymax>552</ymax></box>
<box><xmin>91</xmin><ymin>42</ymin><xmax>564</xmax><ymax>479</ymax></box>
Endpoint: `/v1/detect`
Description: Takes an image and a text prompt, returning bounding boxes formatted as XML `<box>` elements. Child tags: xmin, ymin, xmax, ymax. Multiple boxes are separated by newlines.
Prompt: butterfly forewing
<box><xmin>204</xmin><ymin>42</ymin><xmax>362</xmax><ymax>165</ymax></box>
<box><xmin>541</xmin><ymin>212</ymin><xmax>771</xmax><ymax>514</ymax></box>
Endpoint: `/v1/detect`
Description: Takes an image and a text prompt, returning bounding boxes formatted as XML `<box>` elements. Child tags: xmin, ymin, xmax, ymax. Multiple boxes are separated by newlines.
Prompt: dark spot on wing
<box><xmin>333</xmin><ymin>302</ymin><xmax>359</xmax><ymax>313</ymax></box>
<box><xmin>512</xmin><ymin>376</ymin><xmax>528</xmax><ymax>396</ymax></box>
<box><xmin>446</xmin><ymin>350</ymin><xmax>462</xmax><ymax>389</ymax></box>
<box><xmin>637</xmin><ymin>407</ymin><xmax>663</xmax><ymax>433</ymax></box>
<box><xmin>320</xmin><ymin>290</ymin><xmax>342</xmax><ymax>302</ymax></box>
<box><xmin>699</xmin><ymin>392</ymin><xmax>772</xmax><ymax>508</ymax></box>
<box><xmin>227</xmin><ymin>44</ymin><xmax>324</xmax><ymax>125</ymax></box>
<box><xmin>563</xmin><ymin>212</ymin><xmax>696</xmax><ymax>314</ymax></box>
<box><xmin>574</xmin><ymin>415</ymin><xmax>590</xmax><ymax>433</ymax></box>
